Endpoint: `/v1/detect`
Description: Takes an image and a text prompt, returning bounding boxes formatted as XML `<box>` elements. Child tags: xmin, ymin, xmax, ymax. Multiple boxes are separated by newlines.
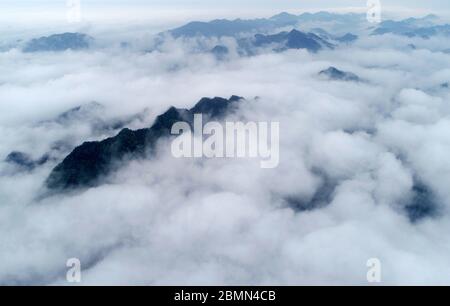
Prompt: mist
<box><xmin>1</xmin><ymin>8</ymin><xmax>450</xmax><ymax>285</ymax></box>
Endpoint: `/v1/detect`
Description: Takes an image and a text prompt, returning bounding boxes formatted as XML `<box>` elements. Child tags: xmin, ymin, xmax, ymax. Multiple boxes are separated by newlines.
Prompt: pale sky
<box><xmin>1</xmin><ymin>0</ymin><xmax>449</xmax><ymax>30</ymax></box>
<box><xmin>2</xmin><ymin>0</ymin><xmax>448</xmax><ymax>10</ymax></box>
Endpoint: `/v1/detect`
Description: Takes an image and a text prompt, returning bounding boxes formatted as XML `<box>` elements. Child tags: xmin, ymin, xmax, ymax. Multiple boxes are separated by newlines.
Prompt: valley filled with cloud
<box><xmin>1</xmin><ymin>3</ymin><xmax>450</xmax><ymax>285</ymax></box>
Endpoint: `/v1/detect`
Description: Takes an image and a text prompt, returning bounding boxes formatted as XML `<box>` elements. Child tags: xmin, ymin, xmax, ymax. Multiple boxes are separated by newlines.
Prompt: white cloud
<box><xmin>1</xmin><ymin>21</ymin><xmax>450</xmax><ymax>285</ymax></box>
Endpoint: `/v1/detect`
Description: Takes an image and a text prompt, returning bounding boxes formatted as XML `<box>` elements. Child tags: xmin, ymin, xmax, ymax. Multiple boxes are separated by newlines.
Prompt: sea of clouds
<box><xmin>1</xmin><ymin>23</ymin><xmax>450</xmax><ymax>285</ymax></box>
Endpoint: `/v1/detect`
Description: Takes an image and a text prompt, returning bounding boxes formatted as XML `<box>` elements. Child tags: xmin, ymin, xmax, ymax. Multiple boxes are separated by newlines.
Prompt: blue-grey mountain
<box><xmin>319</xmin><ymin>67</ymin><xmax>361</xmax><ymax>82</ymax></box>
<box><xmin>23</xmin><ymin>33</ymin><xmax>92</xmax><ymax>52</ymax></box>
<box><xmin>253</xmin><ymin>29</ymin><xmax>334</xmax><ymax>52</ymax></box>
<box><xmin>373</xmin><ymin>15</ymin><xmax>450</xmax><ymax>38</ymax></box>
<box><xmin>169</xmin><ymin>11</ymin><xmax>365</xmax><ymax>38</ymax></box>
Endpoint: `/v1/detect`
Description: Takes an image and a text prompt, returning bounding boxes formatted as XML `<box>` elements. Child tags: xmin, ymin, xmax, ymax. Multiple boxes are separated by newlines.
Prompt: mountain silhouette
<box><xmin>45</xmin><ymin>96</ymin><xmax>243</xmax><ymax>191</ymax></box>
<box><xmin>23</xmin><ymin>33</ymin><xmax>92</xmax><ymax>52</ymax></box>
<box><xmin>319</xmin><ymin>67</ymin><xmax>361</xmax><ymax>82</ymax></box>
<box><xmin>254</xmin><ymin>29</ymin><xmax>334</xmax><ymax>52</ymax></box>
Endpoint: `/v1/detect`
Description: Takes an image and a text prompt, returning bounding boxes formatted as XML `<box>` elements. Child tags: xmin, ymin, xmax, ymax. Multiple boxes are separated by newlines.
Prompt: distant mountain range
<box><xmin>168</xmin><ymin>11</ymin><xmax>450</xmax><ymax>41</ymax></box>
<box><xmin>253</xmin><ymin>29</ymin><xmax>334</xmax><ymax>52</ymax></box>
<box><xmin>372</xmin><ymin>14</ymin><xmax>450</xmax><ymax>38</ymax></box>
<box><xmin>169</xmin><ymin>11</ymin><xmax>365</xmax><ymax>38</ymax></box>
<box><xmin>15</xmin><ymin>12</ymin><xmax>450</xmax><ymax>56</ymax></box>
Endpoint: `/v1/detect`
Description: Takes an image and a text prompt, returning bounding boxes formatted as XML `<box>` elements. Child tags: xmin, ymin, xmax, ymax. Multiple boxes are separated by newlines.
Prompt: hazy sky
<box><xmin>0</xmin><ymin>1</ymin><xmax>449</xmax><ymax>34</ymax></box>
<box><xmin>2</xmin><ymin>0</ymin><xmax>449</xmax><ymax>18</ymax></box>
<box><xmin>2</xmin><ymin>0</ymin><xmax>449</xmax><ymax>10</ymax></box>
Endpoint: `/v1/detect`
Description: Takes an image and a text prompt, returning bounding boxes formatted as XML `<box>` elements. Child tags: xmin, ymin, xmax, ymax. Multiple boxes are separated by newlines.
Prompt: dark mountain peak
<box><xmin>254</xmin><ymin>29</ymin><xmax>332</xmax><ymax>52</ymax></box>
<box><xmin>45</xmin><ymin>96</ymin><xmax>244</xmax><ymax>191</ymax></box>
<box><xmin>229</xmin><ymin>95</ymin><xmax>244</xmax><ymax>102</ymax></box>
<box><xmin>286</xmin><ymin>30</ymin><xmax>324</xmax><ymax>52</ymax></box>
<box><xmin>190</xmin><ymin>96</ymin><xmax>240</xmax><ymax>117</ymax></box>
<box><xmin>287</xmin><ymin>29</ymin><xmax>305</xmax><ymax>38</ymax></box>
<box><xmin>324</xmin><ymin>66</ymin><xmax>341</xmax><ymax>73</ymax></box>
<box><xmin>151</xmin><ymin>106</ymin><xmax>189</xmax><ymax>132</ymax></box>
<box><xmin>288</xmin><ymin>28</ymin><xmax>301</xmax><ymax>34</ymax></box>
<box><xmin>319</xmin><ymin>67</ymin><xmax>361</xmax><ymax>82</ymax></box>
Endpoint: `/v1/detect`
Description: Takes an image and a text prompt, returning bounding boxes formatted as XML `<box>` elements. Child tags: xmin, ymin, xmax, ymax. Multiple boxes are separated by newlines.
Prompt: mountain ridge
<box><xmin>23</xmin><ymin>32</ymin><xmax>92</xmax><ymax>53</ymax></box>
<box><xmin>45</xmin><ymin>96</ymin><xmax>243</xmax><ymax>191</ymax></box>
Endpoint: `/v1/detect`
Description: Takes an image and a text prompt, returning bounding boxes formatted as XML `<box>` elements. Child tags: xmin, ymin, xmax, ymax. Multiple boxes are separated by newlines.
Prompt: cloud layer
<box><xmin>1</xmin><ymin>20</ymin><xmax>450</xmax><ymax>285</ymax></box>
